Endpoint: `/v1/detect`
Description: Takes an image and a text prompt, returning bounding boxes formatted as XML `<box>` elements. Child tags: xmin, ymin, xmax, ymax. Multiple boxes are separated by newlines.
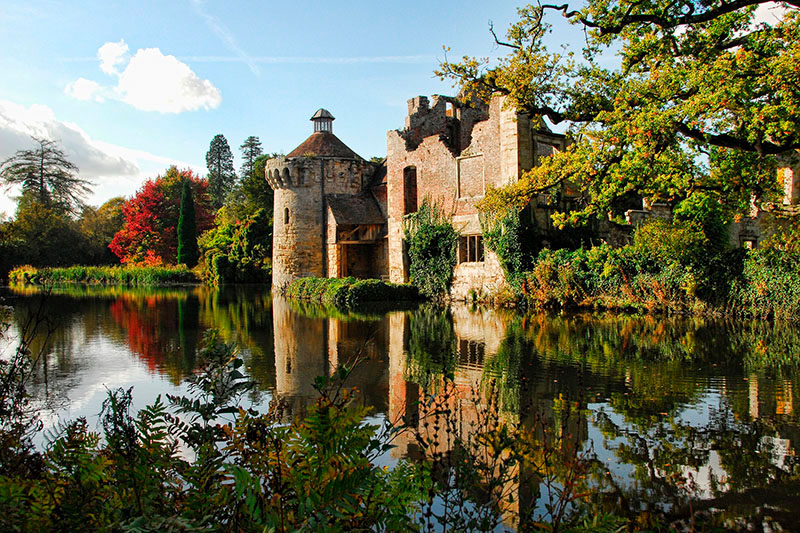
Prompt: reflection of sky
<box><xmin>4</xmin><ymin>289</ymin><xmax>800</xmax><ymax>518</ymax></box>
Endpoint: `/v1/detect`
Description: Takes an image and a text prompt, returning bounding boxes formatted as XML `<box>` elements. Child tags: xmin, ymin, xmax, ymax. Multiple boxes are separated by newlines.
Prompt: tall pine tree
<box><xmin>205</xmin><ymin>134</ymin><xmax>236</xmax><ymax>209</ymax></box>
<box><xmin>177</xmin><ymin>179</ymin><xmax>199</xmax><ymax>268</ymax></box>
<box><xmin>239</xmin><ymin>136</ymin><xmax>263</xmax><ymax>181</ymax></box>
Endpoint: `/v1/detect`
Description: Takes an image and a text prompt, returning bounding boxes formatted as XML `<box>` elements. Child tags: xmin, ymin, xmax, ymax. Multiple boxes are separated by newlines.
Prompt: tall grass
<box><xmin>8</xmin><ymin>264</ymin><xmax>199</xmax><ymax>286</ymax></box>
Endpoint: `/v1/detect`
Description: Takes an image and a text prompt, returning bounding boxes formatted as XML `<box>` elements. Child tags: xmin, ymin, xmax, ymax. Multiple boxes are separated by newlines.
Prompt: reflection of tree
<box><xmin>592</xmin><ymin>400</ymin><xmax>800</xmax><ymax>523</ymax></box>
<box><xmin>109</xmin><ymin>295</ymin><xmax>184</xmax><ymax>383</ymax></box>
<box><xmin>405</xmin><ymin>304</ymin><xmax>457</xmax><ymax>390</ymax></box>
<box><xmin>196</xmin><ymin>286</ymin><xmax>274</xmax><ymax>394</ymax></box>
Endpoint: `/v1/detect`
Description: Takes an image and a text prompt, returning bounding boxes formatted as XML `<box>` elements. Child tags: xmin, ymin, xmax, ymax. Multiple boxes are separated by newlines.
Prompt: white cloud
<box><xmin>0</xmin><ymin>100</ymin><xmax>202</xmax><ymax>217</ymax></box>
<box><xmin>64</xmin><ymin>42</ymin><xmax>221</xmax><ymax>114</ymax></box>
<box><xmin>64</xmin><ymin>77</ymin><xmax>104</xmax><ymax>102</ymax></box>
<box><xmin>98</xmin><ymin>39</ymin><xmax>129</xmax><ymax>76</ymax></box>
<box><xmin>117</xmin><ymin>48</ymin><xmax>221</xmax><ymax>113</ymax></box>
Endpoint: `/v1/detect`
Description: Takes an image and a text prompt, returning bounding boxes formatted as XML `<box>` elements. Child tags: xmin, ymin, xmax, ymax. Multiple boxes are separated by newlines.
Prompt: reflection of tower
<box><xmin>272</xmin><ymin>297</ymin><xmax>327</xmax><ymax>417</ymax></box>
<box><xmin>387</xmin><ymin>312</ymin><xmax>420</xmax><ymax>459</ymax></box>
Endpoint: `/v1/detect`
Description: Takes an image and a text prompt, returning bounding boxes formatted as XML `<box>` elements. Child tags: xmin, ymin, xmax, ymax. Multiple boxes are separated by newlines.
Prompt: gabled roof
<box><xmin>286</xmin><ymin>131</ymin><xmax>362</xmax><ymax>160</ymax></box>
<box><xmin>327</xmin><ymin>194</ymin><xmax>386</xmax><ymax>225</ymax></box>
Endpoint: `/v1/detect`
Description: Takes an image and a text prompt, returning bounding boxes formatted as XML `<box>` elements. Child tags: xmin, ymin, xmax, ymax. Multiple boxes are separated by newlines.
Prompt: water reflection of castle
<box><xmin>269</xmin><ymin>299</ymin><xmax>799</xmax><ymax>520</ymax></box>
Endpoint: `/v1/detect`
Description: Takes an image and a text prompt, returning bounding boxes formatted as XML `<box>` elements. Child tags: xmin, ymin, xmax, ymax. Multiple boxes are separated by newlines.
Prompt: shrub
<box><xmin>403</xmin><ymin>199</ymin><xmax>458</xmax><ymax>298</ymax></box>
<box><xmin>287</xmin><ymin>277</ymin><xmax>420</xmax><ymax>309</ymax></box>
<box><xmin>731</xmin><ymin>248</ymin><xmax>800</xmax><ymax>320</ymax></box>
<box><xmin>199</xmin><ymin>208</ymin><xmax>272</xmax><ymax>285</ymax></box>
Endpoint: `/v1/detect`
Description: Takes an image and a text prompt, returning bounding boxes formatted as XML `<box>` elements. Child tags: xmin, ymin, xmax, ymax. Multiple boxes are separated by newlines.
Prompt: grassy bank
<box><xmin>8</xmin><ymin>264</ymin><xmax>199</xmax><ymax>286</ymax></box>
<box><xmin>286</xmin><ymin>276</ymin><xmax>420</xmax><ymax>308</ymax></box>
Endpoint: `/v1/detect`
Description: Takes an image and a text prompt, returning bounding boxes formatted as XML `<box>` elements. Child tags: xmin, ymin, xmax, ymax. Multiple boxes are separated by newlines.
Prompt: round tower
<box><xmin>266</xmin><ymin>108</ymin><xmax>378</xmax><ymax>291</ymax></box>
<box><xmin>266</xmin><ymin>154</ymin><xmax>324</xmax><ymax>291</ymax></box>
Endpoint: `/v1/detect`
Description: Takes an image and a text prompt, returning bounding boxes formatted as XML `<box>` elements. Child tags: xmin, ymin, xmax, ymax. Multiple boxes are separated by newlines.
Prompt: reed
<box><xmin>8</xmin><ymin>264</ymin><xmax>199</xmax><ymax>286</ymax></box>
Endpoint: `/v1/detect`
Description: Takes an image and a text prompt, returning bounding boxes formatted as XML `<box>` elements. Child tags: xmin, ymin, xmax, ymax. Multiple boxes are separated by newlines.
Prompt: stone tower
<box><xmin>266</xmin><ymin>109</ymin><xmax>379</xmax><ymax>291</ymax></box>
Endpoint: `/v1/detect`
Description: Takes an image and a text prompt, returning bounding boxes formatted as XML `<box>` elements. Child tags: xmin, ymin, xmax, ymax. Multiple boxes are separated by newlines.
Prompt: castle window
<box><xmin>403</xmin><ymin>166</ymin><xmax>417</xmax><ymax>215</ymax></box>
<box><xmin>458</xmin><ymin>235</ymin><xmax>484</xmax><ymax>263</ymax></box>
<box><xmin>284</xmin><ymin>207</ymin><xmax>289</xmax><ymax>225</ymax></box>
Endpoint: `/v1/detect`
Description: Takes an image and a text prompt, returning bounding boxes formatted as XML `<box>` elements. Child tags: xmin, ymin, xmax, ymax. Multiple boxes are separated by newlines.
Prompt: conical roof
<box><xmin>286</xmin><ymin>131</ymin><xmax>362</xmax><ymax>159</ymax></box>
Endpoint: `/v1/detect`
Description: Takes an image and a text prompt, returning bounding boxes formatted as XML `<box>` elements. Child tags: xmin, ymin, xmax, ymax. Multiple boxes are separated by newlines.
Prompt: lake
<box><xmin>2</xmin><ymin>284</ymin><xmax>798</xmax><ymax>524</ymax></box>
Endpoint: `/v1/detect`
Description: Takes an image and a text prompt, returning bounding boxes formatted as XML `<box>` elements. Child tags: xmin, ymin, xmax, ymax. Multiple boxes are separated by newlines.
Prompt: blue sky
<box><xmin>0</xmin><ymin>0</ymin><xmax>586</xmax><ymax>216</ymax></box>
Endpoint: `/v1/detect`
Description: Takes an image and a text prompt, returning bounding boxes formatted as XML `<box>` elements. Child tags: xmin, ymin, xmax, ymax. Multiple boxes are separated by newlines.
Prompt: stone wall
<box><xmin>385</xmin><ymin>93</ymin><xmax>544</xmax><ymax>297</ymax></box>
<box><xmin>267</xmin><ymin>154</ymin><xmax>379</xmax><ymax>290</ymax></box>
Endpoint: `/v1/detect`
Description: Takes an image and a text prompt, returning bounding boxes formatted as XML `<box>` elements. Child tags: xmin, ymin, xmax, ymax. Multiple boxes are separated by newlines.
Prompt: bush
<box><xmin>731</xmin><ymin>248</ymin><xmax>800</xmax><ymax>320</ymax></box>
<box><xmin>403</xmin><ymin>199</ymin><xmax>458</xmax><ymax>298</ymax></box>
<box><xmin>286</xmin><ymin>277</ymin><xmax>420</xmax><ymax>309</ymax></box>
<box><xmin>199</xmin><ymin>208</ymin><xmax>272</xmax><ymax>285</ymax></box>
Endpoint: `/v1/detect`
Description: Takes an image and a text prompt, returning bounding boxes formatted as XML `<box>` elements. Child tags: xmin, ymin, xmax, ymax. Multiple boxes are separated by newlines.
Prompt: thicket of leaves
<box><xmin>440</xmin><ymin>1</ymin><xmax>799</xmax><ymax>227</ymax></box>
<box><xmin>110</xmin><ymin>167</ymin><xmax>214</xmax><ymax>266</ymax></box>
<box><xmin>403</xmin><ymin>198</ymin><xmax>459</xmax><ymax>298</ymax></box>
<box><xmin>199</xmin><ymin>208</ymin><xmax>273</xmax><ymax>285</ymax></box>
<box><xmin>0</xmin><ymin>195</ymin><xmax>126</xmax><ymax>279</ymax></box>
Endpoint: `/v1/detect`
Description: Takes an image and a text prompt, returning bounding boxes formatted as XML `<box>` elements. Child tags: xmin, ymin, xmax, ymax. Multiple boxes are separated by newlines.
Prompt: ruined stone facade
<box><xmin>268</xmin><ymin>99</ymin><xmax>797</xmax><ymax>296</ymax></box>
<box><xmin>268</xmin><ymin>96</ymin><xmax>567</xmax><ymax>298</ymax></box>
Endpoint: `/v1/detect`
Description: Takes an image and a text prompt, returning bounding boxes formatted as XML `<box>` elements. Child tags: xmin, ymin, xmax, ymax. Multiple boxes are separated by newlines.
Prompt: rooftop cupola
<box><xmin>311</xmin><ymin>108</ymin><xmax>334</xmax><ymax>132</ymax></box>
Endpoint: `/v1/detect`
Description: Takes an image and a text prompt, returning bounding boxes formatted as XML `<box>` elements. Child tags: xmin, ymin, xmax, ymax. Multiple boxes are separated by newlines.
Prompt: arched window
<box><xmin>284</xmin><ymin>207</ymin><xmax>289</xmax><ymax>225</ymax></box>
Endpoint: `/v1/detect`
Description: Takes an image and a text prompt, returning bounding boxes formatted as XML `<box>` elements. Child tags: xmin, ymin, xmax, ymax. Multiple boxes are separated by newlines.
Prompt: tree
<box><xmin>79</xmin><ymin>197</ymin><xmax>126</xmax><ymax>264</ymax></box>
<box><xmin>6</xmin><ymin>193</ymin><xmax>87</xmax><ymax>267</ymax></box>
<box><xmin>239</xmin><ymin>136</ymin><xmax>263</xmax><ymax>182</ymax></box>
<box><xmin>206</xmin><ymin>134</ymin><xmax>236</xmax><ymax>209</ymax></box>
<box><xmin>177</xmin><ymin>179</ymin><xmax>199</xmax><ymax>268</ymax></box>
<box><xmin>439</xmin><ymin>1</ymin><xmax>800</xmax><ymax>227</ymax></box>
<box><xmin>110</xmin><ymin>167</ymin><xmax>213</xmax><ymax>265</ymax></box>
<box><xmin>0</xmin><ymin>137</ymin><xmax>92</xmax><ymax>215</ymax></box>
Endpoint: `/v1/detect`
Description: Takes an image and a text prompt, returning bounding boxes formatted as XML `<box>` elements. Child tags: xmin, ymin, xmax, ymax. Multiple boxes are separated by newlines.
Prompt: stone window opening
<box><xmin>458</xmin><ymin>235</ymin><xmax>484</xmax><ymax>263</ymax></box>
<box><xmin>403</xmin><ymin>166</ymin><xmax>418</xmax><ymax>215</ymax></box>
<box><xmin>445</xmin><ymin>101</ymin><xmax>455</xmax><ymax>117</ymax></box>
<box><xmin>284</xmin><ymin>207</ymin><xmax>289</xmax><ymax>225</ymax></box>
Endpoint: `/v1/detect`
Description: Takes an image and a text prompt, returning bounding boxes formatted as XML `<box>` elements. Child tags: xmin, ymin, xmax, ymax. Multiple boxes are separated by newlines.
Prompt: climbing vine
<box><xmin>480</xmin><ymin>205</ymin><xmax>539</xmax><ymax>291</ymax></box>
<box><xmin>403</xmin><ymin>198</ymin><xmax>458</xmax><ymax>298</ymax></box>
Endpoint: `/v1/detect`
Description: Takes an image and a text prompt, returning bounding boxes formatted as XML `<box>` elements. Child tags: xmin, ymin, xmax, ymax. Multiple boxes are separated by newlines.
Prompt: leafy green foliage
<box><xmin>177</xmin><ymin>179</ymin><xmax>199</xmax><ymax>268</ymax></box>
<box><xmin>287</xmin><ymin>276</ymin><xmax>420</xmax><ymax>308</ymax></box>
<box><xmin>403</xmin><ymin>198</ymin><xmax>459</xmax><ymax>298</ymax></box>
<box><xmin>200</xmin><ymin>208</ymin><xmax>272</xmax><ymax>285</ymax></box>
<box><xmin>731</xmin><ymin>247</ymin><xmax>800</xmax><ymax>320</ymax></box>
<box><xmin>481</xmin><ymin>205</ymin><xmax>540</xmax><ymax>291</ymax></box>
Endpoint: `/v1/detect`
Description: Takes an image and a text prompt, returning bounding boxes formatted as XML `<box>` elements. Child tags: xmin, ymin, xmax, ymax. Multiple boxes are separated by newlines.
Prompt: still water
<box><xmin>2</xmin><ymin>285</ymin><xmax>799</xmax><ymax>518</ymax></box>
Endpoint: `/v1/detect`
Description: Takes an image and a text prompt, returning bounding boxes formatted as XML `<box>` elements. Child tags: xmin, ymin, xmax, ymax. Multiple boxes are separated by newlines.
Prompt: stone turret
<box><xmin>266</xmin><ymin>108</ymin><xmax>379</xmax><ymax>291</ymax></box>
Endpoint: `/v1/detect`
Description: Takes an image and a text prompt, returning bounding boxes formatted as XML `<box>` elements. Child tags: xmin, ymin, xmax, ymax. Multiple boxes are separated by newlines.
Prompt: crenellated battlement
<box><xmin>265</xmin><ymin>156</ymin><xmax>314</xmax><ymax>190</ymax></box>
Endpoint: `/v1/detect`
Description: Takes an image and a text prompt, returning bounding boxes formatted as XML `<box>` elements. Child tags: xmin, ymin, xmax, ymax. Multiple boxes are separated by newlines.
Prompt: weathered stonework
<box><xmin>385</xmin><ymin>94</ymin><xmax>567</xmax><ymax>299</ymax></box>
<box><xmin>266</xmin><ymin>112</ymin><xmax>382</xmax><ymax>291</ymax></box>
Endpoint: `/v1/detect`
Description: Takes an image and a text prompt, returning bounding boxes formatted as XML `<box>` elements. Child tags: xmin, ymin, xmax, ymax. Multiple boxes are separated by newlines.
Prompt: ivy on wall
<box><xmin>403</xmin><ymin>198</ymin><xmax>458</xmax><ymax>298</ymax></box>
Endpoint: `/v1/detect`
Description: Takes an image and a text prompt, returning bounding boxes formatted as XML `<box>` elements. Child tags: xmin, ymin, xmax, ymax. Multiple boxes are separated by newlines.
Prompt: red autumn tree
<box><xmin>110</xmin><ymin>166</ymin><xmax>214</xmax><ymax>265</ymax></box>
